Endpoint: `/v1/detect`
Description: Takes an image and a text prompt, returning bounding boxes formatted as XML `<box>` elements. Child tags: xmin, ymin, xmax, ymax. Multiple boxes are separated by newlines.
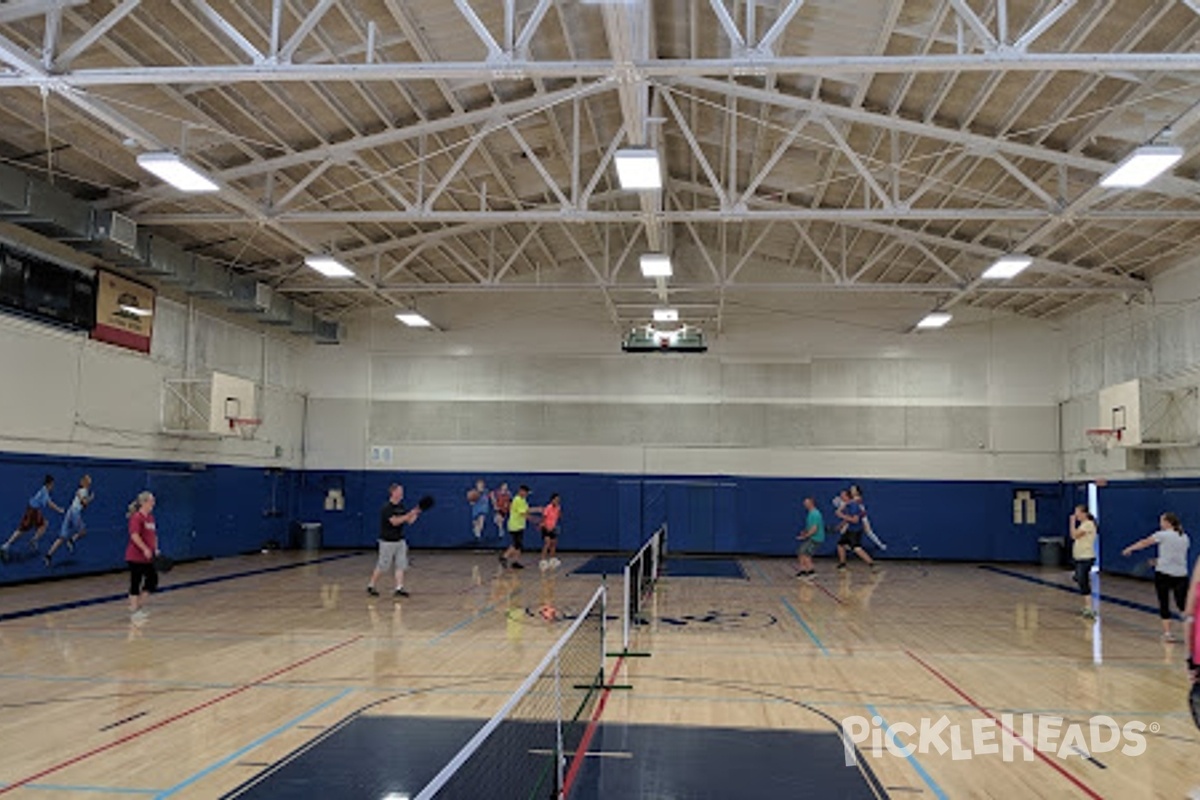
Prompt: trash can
<box><xmin>1038</xmin><ymin>536</ymin><xmax>1062</xmax><ymax>568</ymax></box>
<box><xmin>293</xmin><ymin>522</ymin><xmax>322</xmax><ymax>553</ymax></box>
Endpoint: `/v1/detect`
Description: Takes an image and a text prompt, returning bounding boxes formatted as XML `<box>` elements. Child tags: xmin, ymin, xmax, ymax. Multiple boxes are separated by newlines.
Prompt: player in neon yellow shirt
<box><xmin>500</xmin><ymin>485</ymin><xmax>540</xmax><ymax>570</ymax></box>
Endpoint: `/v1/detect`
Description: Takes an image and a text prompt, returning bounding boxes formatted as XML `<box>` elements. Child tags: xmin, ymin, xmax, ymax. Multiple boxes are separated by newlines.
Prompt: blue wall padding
<box><xmin>10</xmin><ymin>450</ymin><xmax>1194</xmax><ymax>585</ymax></box>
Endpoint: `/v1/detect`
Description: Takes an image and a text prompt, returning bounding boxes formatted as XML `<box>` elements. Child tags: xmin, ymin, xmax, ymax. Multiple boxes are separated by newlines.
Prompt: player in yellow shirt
<box><xmin>500</xmin><ymin>485</ymin><xmax>541</xmax><ymax>570</ymax></box>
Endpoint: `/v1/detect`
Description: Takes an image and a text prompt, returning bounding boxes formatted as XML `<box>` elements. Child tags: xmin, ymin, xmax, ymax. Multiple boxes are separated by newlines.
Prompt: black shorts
<box><xmin>540</xmin><ymin>526</ymin><xmax>559</xmax><ymax>540</ymax></box>
<box><xmin>838</xmin><ymin>529</ymin><xmax>863</xmax><ymax>549</ymax></box>
<box><xmin>509</xmin><ymin>530</ymin><xmax>524</xmax><ymax>550</ymax></box>
<box><xmin>128</xmin><ymin>561</ymin><xmax>158</xmax><ymax>596</ymax></box>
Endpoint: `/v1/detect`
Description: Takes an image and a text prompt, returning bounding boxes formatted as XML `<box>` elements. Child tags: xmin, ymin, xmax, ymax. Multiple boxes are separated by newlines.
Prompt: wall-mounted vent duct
<box><xmin>259</xmin><ymin>290</ymin><xmax>293</xmax><ymax>325</ymax></box>
<box><xmin>288</xmin><ymin>305</ymin><xmax>315</xmax><ymax>335</ymax></box>
<box><xmin>187</xmin><ymin>255</ymin><xmax>231</xmax><ymax>299</ymax></box>
<box><xmin>314</xmin><ymin>318</ymin><xmax>340</xmax><ymax>344</ymax></box>
<box><xmin>0</xmin><ymin>164</ymin><xmax>338</xmax><ymax>343</ymax></box>
<box><xmin>85</xmin><ymin>210</ymin><xmax>138</xmax><ymax>262</ymax></box>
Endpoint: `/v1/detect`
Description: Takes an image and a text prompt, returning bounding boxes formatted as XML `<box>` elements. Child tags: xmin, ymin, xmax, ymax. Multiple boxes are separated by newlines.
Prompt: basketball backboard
<box><xmin>1097</xmin><ymin>380</ymin><xmax>1140</xmax><ymax>446</ymax></box>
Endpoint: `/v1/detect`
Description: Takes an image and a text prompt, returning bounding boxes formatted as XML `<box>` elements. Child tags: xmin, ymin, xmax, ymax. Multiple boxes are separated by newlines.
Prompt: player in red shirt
<box><xmin>126</xmin><ymin>491</ymin><xmax>159</xmax><ymax>623</ymax></box>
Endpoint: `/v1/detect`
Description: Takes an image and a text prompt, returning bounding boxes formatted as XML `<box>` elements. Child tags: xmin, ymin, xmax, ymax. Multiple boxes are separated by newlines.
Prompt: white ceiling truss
<box><xmin>0</xmin><ymin>0</ymin><xmax>1198</xmax><ymax>325</ymax></box>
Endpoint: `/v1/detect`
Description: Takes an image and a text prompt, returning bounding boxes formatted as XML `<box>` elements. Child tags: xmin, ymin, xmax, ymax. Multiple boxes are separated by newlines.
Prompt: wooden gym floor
<box><xmin>0</xmin><ymin>551</ymin><xmax>1195</xmax><ymax>798</ymax></box>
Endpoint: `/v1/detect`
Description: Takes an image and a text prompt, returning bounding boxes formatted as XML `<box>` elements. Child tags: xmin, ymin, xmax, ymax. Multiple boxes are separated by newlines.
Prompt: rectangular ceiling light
<box><xmin>1099</xmin><ymin>145</ymin><xmax>1184</xmax><ymax>188</ymax></box>
<box><xmin>640</xmin><ymin>253</ymin><xmax>673</xmax><ymax>278</ymax></box>
<box><xmin>916</xmin><ymin>311</ymin><xmax>952</xmax><ymax>330</ymax></box>
<box><xmin>395</xmin><ymin>312</ymin><xmax>432</xmax><ymax>328</ymax></box>
<box><xmin>653</xmin><ymin>308</ymin><xmax>679</xmax><ymax>322</ymax></box>
<box><xmin>304</xmin><ymin>255</ymin><xmax>355</xmax><ymax>278</ymax></box>
<box><xmin>981</xmin><ymin>255</ymin><xmax>1032</xmax><ymax>280</ymax></box>
<box><xmin>136</xmin><ymin>151</ymin><xmax>219</xmax><ymax>193</ymax></box>
<box><xmin>614</xmin><ymin>148</ymin><xmax>663</xmax><ymax>190</ymax></box>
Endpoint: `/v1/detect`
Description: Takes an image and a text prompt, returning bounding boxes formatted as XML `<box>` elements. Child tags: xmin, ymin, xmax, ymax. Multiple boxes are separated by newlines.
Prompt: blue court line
<box><xmin>0</xmin><ymin>553</ymin><xmax>360</xmax><ymax>623</ymax></box>
<box><xmin>780</xmin><ymin>596</ymin><xmax>830</xmax><ymax>656</ymax></box>
<box><xmin>748</xmin><ymin>562</ymin><xmax>770</xmax><ymax>582</ymax></box>
<box><xmin>0</xmin><ymin>784</ymin><xmax>159</xmax><ymax>794</ymax></box>
<box><xmin>153</xmin><ymin>689</ymin><xmax>351</xmax><ymax>799</ymax></box>
<box><xmin>426</xmin><ymin>601</ymin><xmax>501</xmax><ymax>644</ymax></box>
<box><xmin>979</xmin><ymin>566</ymin><xmax>1177</xmax><ymax>618</ymax></box>
<box><xmin>865</xmin><ymin>704</ymin><xmax>950</xmax><ymax>800</ymax></box>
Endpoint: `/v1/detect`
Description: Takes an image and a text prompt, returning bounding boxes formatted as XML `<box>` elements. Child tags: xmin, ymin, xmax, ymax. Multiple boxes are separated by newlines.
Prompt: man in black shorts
<box><xmin>368</xmin><ymin>483</ymin><xmax>422</xmax><ymax>598</ymax></box>
<box><xmin>836</xmin><ymin>489</ymin><xmax>876</xmax><ymax>571</ymax></box>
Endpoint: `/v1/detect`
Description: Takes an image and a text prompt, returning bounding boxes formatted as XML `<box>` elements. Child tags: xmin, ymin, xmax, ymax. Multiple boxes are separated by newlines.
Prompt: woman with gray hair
<box><xmin>126</xmin><ymin>491</ymin><xmax>159</xmax><ymax>622</ymax></box>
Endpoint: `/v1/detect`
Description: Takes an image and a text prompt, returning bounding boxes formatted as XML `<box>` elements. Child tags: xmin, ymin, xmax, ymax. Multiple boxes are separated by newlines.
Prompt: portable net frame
<box><xmin>621</xmin><ymin>524</ymin><xmax>667</xmax><ymax>653</ymax></box>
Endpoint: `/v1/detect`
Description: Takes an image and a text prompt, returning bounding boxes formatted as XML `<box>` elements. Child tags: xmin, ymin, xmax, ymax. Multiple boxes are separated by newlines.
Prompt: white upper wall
<box><xmin>300</xmin><ymin>296</ymin><xmax>1066</xmax><ymax>480</ymax></box>
<box><xmin>0</xmin><ymin>298</ymin><xmax>307</xmax><ymax>467</ymax></box>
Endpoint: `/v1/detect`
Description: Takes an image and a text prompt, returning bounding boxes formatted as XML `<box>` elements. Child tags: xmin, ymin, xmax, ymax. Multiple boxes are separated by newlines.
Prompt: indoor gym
<box><xmin>0</xmin><ymin>1</ymin><xmax>1198</xmax><ymax>798</ymax></box>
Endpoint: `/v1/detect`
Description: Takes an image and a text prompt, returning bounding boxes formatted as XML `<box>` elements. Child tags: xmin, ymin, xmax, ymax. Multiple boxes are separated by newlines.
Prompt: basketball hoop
<box><xmin>229</xmin><ymin>417</ymin><xmax>261</xmax><ymax>440</ymax></box>
<box><xmin>1086</xmin><ymin>428</ymin><xmax>1121</xmax><ymax>454</ymax></box>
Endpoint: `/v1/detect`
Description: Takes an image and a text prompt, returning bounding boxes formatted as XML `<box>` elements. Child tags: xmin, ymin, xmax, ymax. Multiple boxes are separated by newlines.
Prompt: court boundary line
<box><xmin>0</xmin><ymin>553</ymin><xmax>361</xmax><ymax>624</ymax></box>
<box><xmin>0</xmin><ymin>636</ymin><xmax>362</xmax><ymax>795</ymax></box>
<box><xmin>780</xmin><ymin>596</ymin><xmax>830</xmax><ymax>656</ymax></box>
<box><xmin>865</xmin><ymin>704</ymin><xmax>949</xmax><ymax>800</ymax></box>
<box><xmin>905</xmin><ymin>649</ymin><xmax>1103</xmax><ymax>800</ymax></box>
<box><xmin>979</xmin><ymin>565</ymin><xmax>1176</xmax><ymax>618</ymax></box>
<box><xmin>153</xmin><ymin>689</ymin><xmax>352</xmax><ymax>798</ymax></box>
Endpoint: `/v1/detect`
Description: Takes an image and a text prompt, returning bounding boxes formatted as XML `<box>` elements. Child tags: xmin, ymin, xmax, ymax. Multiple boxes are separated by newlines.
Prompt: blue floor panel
<box><xmin>225</xmin><ymin>716</ymin><xmax>882</xmax><ymax>799</ymax></box>
<box><xmin>570</xmin><ymin>556</ymin><xmax>746</xmax><ymax>579</ymax></box>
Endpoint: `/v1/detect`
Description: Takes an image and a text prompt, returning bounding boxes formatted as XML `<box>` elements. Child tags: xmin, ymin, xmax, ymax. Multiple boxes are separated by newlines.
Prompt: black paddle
<box><xmin>418</xmin><ymin>495</ymin><xmax>435</xmax><ymax>512</ymax></box>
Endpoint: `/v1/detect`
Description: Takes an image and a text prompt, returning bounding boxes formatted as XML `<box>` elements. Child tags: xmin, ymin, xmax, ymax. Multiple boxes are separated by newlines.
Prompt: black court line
<box><xmin>0</xmin><ymin>553</ymin><xmax>362</xmax><ymax>623</ymax></box>
<box><xmin>98</xmin><ymin>712</ymin><xmax>147</xmax><ymax>732</ymax></box>
<box><xmin>978</xmin><ymin>565</ymin><xmax>1177</xmax><ymax>619</ymax></box>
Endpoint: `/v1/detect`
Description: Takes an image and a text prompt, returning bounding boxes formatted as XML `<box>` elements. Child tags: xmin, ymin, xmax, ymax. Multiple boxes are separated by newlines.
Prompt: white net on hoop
<box><xmin>1086</xmin><ymin>429</ymin><xmax>1119</xmax><ymax>454</ymax></box>
<box><xmin>230</xmin><ymin>419</ymin><xmax>261</xmax><ymax>440</ymax></box>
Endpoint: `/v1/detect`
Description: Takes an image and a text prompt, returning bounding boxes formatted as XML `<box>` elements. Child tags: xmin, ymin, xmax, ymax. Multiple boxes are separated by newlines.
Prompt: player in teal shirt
<box><xmin>796</xmin><ymin>497</ymin><xmax>824</xmax><ymax>578</ymax></box>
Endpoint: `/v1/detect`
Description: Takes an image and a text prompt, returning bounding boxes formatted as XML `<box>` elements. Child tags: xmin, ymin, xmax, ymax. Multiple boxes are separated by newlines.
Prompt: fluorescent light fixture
<box><xmin>304</xmin><ymin>255</ymin><xmax>355</xmax><ymax>278</ymax></box>
<box><xmin>614</xmin><ymin>148</ymin><xmax>663</xmax><ymax>190</ymax></box>
<box><xmin>916</xmin><ymin>312</ymin><xmax>952</xmax><ymax>330</ymax></box>
<box><xmin>653</xmin><ymin>308</ymin><xmax>679</xmax><ymax>322</ymax></box>
<box><xmin>395</xmin><ymin>312</ymin><xmax>432</xmax><ymax>328</ymax></box>
<box><xmin>639</xmin><ymin>253</ymin><xmax>673</xmax><ymax>278</ymax></box>
<box><xmin>981</xmin><ymin>255</ymin><xmax>1032</xmax><ymax>280</ymax></box>
<box><xmin>1099</xmin><ymin>145</ymin><xmax>1183</xmax><ymax>188</ymax></box>
<box><xmin>119</xmin><ymin>304</ymin><xmax>152</xmax><ymax>317</ymax></box>
<box><xmin>135</xmin><ymin>151</ymin><xmax>219</xmax><ymax>193</ymax></box>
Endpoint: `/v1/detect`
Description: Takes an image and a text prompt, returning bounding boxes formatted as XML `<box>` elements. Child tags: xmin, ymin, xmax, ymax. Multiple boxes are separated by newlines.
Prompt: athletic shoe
<box><xmin>1081</xmin><ymin>608</ymin><xmax>1096</xmax><ymax>619</ymax></box>
<box><xmin>1164</xmin><ymin>631</ymin><xmax>1178</xmax><ymax>642</ymax></box>
<box><xmin>836</xmin><ymin>562</ymin><xmax>847</xmax><ymax>570</ymax></box>
<box><xmin>366</xmin><ymin>586</ymin><xmax>379</xmax><ymax>597</ymax></box>
<box><xmin>539</xmin><ymin>560</ymin><xmax>549</xmax><ymax>571</ymax></box>
<box><xmin>869</xmin><ymin>563</ymin><xmax>879</xmax><ymax>572</ymax></box>
<box><xmin>43</xmin><ymin>554</ymin><xmax>51</xmax><ymax>567</ymax></box>
<box><xmin>0</xmin><ymin>545</ymin><xmax>8</xmax><ymax>563</ymax></box>
<box><xmin>394</xmin><ymin>588</ymin><xmax>410</xmax><ymax>598</ymax></box>
<box><xmin>550</xmin><ymin>558</ymin><xmax>561</xmax><ymax>568</ymax></box>
<box><xmin>511</xmin><ymin>561</ymin><xmax>525</xmax><ymax>570</ymax></box>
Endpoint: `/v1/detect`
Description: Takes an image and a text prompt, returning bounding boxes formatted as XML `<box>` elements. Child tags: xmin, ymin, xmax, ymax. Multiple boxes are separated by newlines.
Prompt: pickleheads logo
<box><xmin>841</xmin><ymin>714</ymin><xmax>1151</xmax><ymax>766</ymax></box>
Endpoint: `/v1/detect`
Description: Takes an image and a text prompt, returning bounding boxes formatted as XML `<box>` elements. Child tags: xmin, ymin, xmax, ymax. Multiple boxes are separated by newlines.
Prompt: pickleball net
<box><xmin>414</xmin><ymin>585</ymin><xmax>607</xmax><ymax>800</ymax></box>
<box><xmin>621</xmin><ymin>524</ymin><xmax>667</xmax><ymax>652</ymax></box>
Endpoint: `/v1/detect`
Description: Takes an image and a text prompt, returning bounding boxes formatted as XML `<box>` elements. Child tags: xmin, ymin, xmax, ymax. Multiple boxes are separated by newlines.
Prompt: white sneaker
<box><xmin>550</xmin><ymin>558</ymin><xmax>561</xmax><ymax>568</ymax></box>
<box><xmin>539</xmin><ymin>560</ymin><xmax>549</xmax><ymax>571</ymax></box>
<box><xmin>131</xmin><ymin>609</ymin><xmax>149</xmax><ymax>623</ymax></box>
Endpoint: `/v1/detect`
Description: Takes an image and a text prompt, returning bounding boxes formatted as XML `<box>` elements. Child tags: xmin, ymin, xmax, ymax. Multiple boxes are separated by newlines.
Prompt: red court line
<box><xmin>561</xmin><ymin>654</ymin><xmax>625</xmax><ymax>798</ymax></box>
<box><xmin>0</xmin><ymin>635</ymin><xmax>362</xmax><ymax>795</ymax></box>
<box><xmin>813</xmin><ymin>582</ymin><xmax>843</xmax><ymax>604</ymax></box>
<box><xmin>904</xmin><ymin>649</ymin><xmax>1103</xmax><ymax>800</ymax></box>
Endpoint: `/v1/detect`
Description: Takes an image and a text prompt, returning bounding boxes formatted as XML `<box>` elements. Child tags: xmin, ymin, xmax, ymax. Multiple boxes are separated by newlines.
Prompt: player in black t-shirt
<box><xmin>368</xmin><ymin>483</ymin><xmax>422</xmax><ymax>598</ymax></box>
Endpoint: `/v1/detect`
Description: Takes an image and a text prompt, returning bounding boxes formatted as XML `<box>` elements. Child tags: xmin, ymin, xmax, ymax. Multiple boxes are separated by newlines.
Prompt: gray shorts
<box><xmin>376</xmin><ymin>539</ymin><xmax>409</xmax><ymax>572</ymax></box>
<box><xmin>798</xmin><ymin>538</ymin><xmax>819</xmax><ymax>556</ymax></box>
